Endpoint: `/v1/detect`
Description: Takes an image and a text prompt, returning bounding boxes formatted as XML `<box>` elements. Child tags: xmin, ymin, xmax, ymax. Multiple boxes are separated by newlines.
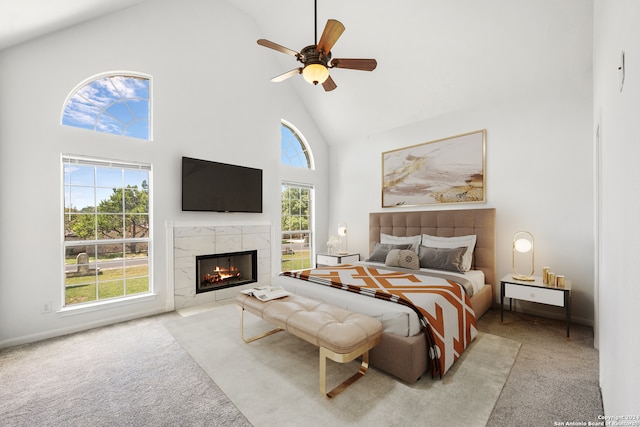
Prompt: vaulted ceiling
<box><xmin>0</xmin><ymin>0</ymin><xmax>593</xmax><ymax>145</ymax></box>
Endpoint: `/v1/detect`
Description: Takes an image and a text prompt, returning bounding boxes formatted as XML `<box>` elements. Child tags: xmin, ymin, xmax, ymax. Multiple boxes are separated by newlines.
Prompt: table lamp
<box><xmin>337</xmin><ymin>222</ymin><xmax>348</xmax><ymax>254</ymax></box>
<box><xmin>512</xmin><ymin>231</ymin><xmax>535</xmax><ymax>281</ymax></box>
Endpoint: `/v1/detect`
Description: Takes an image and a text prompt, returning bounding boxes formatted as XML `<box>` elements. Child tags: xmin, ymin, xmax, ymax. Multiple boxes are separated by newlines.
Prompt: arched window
<box><xmin>281</xmin><ymin>120</ymin><xmax>313</xmax><ymax>169</ymax></box>
<box><xmin>280</xmin><ymin>120</ymin><xmax>315</xmax><ymax>271</ymax></box>
<box><xmin>62</xmin><ymin>73</ymin><xmax>151</xmax><ymax>140</ymax></box>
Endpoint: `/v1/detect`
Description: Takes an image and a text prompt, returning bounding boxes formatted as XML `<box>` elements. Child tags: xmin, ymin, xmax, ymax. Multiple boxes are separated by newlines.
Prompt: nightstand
<box><xmin>500</xmin><ymin>274</ymin><xmax>572</xmax><ymax>337</ymax></box>
<box><xmin>316</xmin><ymin>253</ymin><xmax>360</xmax><ymax>267</ymax></box>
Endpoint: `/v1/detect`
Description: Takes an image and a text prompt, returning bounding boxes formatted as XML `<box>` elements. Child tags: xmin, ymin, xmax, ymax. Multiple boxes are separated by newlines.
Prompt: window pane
<box><xmin>281</xmin><ymin>124</ymin><xmax>311</xmax><ymax>169</ymax></box>
<box><xmin>128</xmin><ymin>98</ymin><xmax>149</xmax><ymax>116</ymax></box>
<box><xmin>66</xmin><ymin>282</ymin><xmax>98</xmax><ymax>305</ymax></box>
<box><xmin>124</xmin><ymin>188</ymin><xmax>148</xmax><ymax>213</ymax></box>
<box><xmin>62</xmin><ymin>94</ymin><xmax>98</xmax><ymax>132</ymax></box>
<box><xmin>126</xmin><ymin>242</ymin><xmax>148</xmax><ymax>260</ymax></box>
<box><xmin>106</xmin><ymin>101</ymin><xmax>134</xmax><ymax>124</ymax></box>
<box><xmin>124</xmin><ymin>169</ymin><xmax>149</xmax><ymax>188</ymax></box>
<box><xmin>62</xmin><ymin>156</ymin><xmax>151</xmax><ymax>307</ymax></box>
<box><xmin>66</xmin><ymin>186</ymin><xmax>95</xmax><ymax>212</ymax></box>
<box><xmin>281</xmin><ymin>183</ymin><xmax>313</xmax><ymax>272</ymax></box>
<box><xmin>97</xmin><ymin>114</ymin><xmax>125</xmax><ymax>136</ymax></box>
<box><xmin>65</xmin><ymin>164</ymin><xmax>95</xmax><ymax>186</ymax></box>
<box><xmin>96</xmin><ymin>187</ymin><xmax>120</xmax><ymax>213</ymax></box>
<box><xmin>96</xmin><ymin>168</ymin><xmax>123</xmax><ymax>188</ymax></box>
<box><xmin>97</xmin><ymin>243</ymin><xmax>124</xmax><ymax>262</ymax></box>
<box><xmin>65</xmin><ymin>214</ymin><xmax>97</xmax><ymax>241</ymax></box>
<box><xmin>125</xmin><ymin>273</ymin><xmax>149</xmax><ymax>296</ymax></box>
<box><xmin>65</xmin><ymin>245</ymin><xmax>99</xmax><ymax>305</ymax></box>
<box><xmin>126</xmin><ymin>214</ymin><xmax>149</xmax><ymax>238</ymax></box>
<box><xmin>62</xmin><ymin>74</ymin><xmax>150</xmax><ymax>140</ymax></box>
<box><xmin>97</xmin><ymin>280</ymin><xmax>125</xmax><ymax>299</ymax></box>
<box><xmin>97</xmin><ymin>214</ymin><xmax>124</xmax><ymax>239</ymax></box>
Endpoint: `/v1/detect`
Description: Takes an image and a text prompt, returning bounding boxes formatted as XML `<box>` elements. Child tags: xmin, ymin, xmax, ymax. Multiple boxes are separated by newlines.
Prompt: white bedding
<box><xmin>273</xmin><ymin>262</ymin><xmax>485</xmax><ymax>337</ymax></box>
<box><xmin>363</xmin><ymin>261</ymin><xmax>486</xmax><ymax>294</ymax></box>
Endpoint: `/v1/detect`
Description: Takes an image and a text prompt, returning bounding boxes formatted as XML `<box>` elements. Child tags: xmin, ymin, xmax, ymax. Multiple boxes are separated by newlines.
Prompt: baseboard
<box><xmin>0</xmin><ymin>307</ymin><xmax>169</xmax><ymax>350</ymax></box>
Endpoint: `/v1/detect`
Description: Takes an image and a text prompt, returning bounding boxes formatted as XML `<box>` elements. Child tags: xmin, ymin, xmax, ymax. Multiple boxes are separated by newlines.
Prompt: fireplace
<box><xmin>196</xmin><ymin>250</ymin><xmax>257</xmax><ymax>293</ymax></box>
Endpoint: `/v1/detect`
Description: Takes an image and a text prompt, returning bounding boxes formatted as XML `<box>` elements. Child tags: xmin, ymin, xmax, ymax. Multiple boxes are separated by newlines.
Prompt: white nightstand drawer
<box><xmin>316</xmin><ymin>254</ymin><xmax>359</xmax><ymax>266</ymax></box>
<box><xmin>504</xmin><ymin>283</ymin><xmax>565</xmax><ymax>307</ymax></box>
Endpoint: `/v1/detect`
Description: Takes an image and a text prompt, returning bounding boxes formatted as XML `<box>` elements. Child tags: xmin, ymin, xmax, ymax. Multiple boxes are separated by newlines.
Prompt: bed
<box><xmin>274</xmin><ymin>208</ymin><xmax>496</xmax><ymax>383</ymax></box>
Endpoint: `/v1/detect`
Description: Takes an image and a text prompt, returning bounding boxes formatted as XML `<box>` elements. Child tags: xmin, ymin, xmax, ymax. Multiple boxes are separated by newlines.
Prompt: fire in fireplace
<box><xmin>196</xmin><ymin>250</ymin><xmax>257</xmax><ymax>293</ymax></box>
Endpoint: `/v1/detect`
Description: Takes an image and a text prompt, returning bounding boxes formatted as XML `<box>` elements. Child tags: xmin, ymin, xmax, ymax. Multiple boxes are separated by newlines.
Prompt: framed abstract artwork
<box><xmin>382</xmin><ymin>129</ymin><xmax>486</xmax><ymax>207</ymax></box>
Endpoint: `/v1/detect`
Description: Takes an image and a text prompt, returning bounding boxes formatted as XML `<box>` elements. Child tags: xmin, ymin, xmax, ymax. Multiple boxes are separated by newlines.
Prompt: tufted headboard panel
<box><xmin>369</xmin><ymin>208</ymin><xmax>496</xmax><ymax>287</ymax></box>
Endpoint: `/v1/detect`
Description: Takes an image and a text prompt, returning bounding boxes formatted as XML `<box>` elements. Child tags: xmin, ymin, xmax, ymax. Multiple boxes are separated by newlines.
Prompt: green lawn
<box><xmin>281</xmin><ymin>250</ymin><xmax>311</xmax><ymax>271</ymax></box>
<box><xmin>65</xmin><ymin>265</ymin><xmax>149</xmax><ymax>305</ymax></box>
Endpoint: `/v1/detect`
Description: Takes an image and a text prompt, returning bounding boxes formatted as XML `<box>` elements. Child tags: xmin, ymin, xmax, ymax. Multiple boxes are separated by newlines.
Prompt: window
<box><xmin>281</xmin><ymin>121</ymin><xmax>313</xmax><ymax>169</ymax></box>
<box><xmin>62</xmin><ymin>73</ymin><xmax>151</xmax><ymax>140</ymax></box>
<box><xmin>63</xmin><ymin>156</ymin><xmax>151</xmax><ymax>307</ymax></box>
<box><xmin>281</xmin><ymin>182</ymin><xmax>313</xmax><ymax>271</ymax></box>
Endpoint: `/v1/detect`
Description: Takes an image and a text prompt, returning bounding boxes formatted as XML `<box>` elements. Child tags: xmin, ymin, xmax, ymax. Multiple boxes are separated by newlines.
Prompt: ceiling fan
<box><xmin>257</xmin><ymin>0</ymin><xmax>377</xmax><ymax>92</ymax></box>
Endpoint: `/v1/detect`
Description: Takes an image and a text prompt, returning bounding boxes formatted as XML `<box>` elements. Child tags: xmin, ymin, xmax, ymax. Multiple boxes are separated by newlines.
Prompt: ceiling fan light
<box><xmin>302</xmin><ymin>63</ymin><xmax>329</xmax><ymax>85</ymax></box>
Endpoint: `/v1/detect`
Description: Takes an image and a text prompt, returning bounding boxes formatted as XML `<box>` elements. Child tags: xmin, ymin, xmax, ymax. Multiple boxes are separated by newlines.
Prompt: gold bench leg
<box><xmin>319</xmin><ymin>346</ymin><xmax>372</xmax><ymax>399</ymax></box>
<box><xmin>236</xmin><ymin>305</ymin><xmax>282</xmax><ymax>343</ymax></box>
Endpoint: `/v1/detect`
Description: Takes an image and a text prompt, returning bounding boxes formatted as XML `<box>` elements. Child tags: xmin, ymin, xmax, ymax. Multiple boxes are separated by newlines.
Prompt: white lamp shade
<box><xmin>302</xmin><ymin>63</ymin><xmax>329</xmax><ymax>85</ymax></box>
<box><xmin>512</xmin><ymin>231</ymin><xmax>535</xmax><ymax>280</ymax></box>
<box><xmin>337</xmin><ymin>222</ymin><xmax>347</xmax><ymax>253</ymax></box>
<box><xmin>514</xmin><ymin>238</ymin><xmax>532</xmax><ymax>253</ymax></box>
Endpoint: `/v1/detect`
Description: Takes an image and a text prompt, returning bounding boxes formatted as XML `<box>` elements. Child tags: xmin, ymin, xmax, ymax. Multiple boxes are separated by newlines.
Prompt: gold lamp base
<box><xmin>512</xmin><ymin>274</ymin><xmax>535</xmax><ymax>281</ymax></box>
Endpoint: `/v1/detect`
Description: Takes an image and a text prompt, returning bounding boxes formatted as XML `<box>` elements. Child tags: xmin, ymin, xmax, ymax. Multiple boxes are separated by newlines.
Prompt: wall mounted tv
<box><xmin>182</xmin><ymin>156</ymin><xmax>263</xmax><ymax>213</ymax></box>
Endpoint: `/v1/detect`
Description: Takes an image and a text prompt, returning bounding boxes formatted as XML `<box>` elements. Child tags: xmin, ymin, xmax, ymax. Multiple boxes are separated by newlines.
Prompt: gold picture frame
<box><xmin>382</xmin><ymin>129</ymin><xmax>486</xmax><ymax>207</ymax></box>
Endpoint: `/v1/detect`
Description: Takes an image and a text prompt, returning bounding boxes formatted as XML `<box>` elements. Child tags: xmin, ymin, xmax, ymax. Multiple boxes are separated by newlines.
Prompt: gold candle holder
<box><xmin>556</xmin><ymin>275</ymin><xmax>565</xmax><ymax>288</ymax></box>
<box><xmin>543</xmin><ymin>267</ymin><xmax>550</xmax><ymax>284</ymax></box>
<box><xmin>548</xmin><ymin>273</ymin><xmax>555</xmax><ymax>287</ymax></box>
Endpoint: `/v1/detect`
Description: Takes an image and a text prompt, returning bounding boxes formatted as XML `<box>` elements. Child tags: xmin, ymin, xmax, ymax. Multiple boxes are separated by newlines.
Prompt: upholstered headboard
<box><xmin>369</xmin><ymin>208</ymin><xmax>496</xmax><ymax>287</ymax></box>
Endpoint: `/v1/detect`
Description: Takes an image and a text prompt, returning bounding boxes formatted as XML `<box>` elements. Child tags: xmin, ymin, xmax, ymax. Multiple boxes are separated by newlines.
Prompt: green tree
<box><xmin>68</xmin><ymin>182</ymin><xmax>149</xmax><ymax>252</ymax></box>
<box><xmin>281</xmin><ymin>186</ymin><xmax>309</xmax><ymax>235</ymax></box>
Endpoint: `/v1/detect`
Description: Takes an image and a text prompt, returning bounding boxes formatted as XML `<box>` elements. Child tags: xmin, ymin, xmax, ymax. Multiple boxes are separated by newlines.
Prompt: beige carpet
<box><xmin>0</xmin><ymin>312</ymin><xmax>250</xmax><ymax>427</ymax></box>
<box><xmin>164</xmin><ymin>304</ymin><xmax>522</xmax><ymax>427</ymax></box>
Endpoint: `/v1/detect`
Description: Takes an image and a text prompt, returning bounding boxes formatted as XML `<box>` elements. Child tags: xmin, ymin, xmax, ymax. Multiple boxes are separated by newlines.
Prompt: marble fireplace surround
<box><xmin>171</xmin><ymin>224</ymin><xmax>271</xmax><ymax>310</ymax></box>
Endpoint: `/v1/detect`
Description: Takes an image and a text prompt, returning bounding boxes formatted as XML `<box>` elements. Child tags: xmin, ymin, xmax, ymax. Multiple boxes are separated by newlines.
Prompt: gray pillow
<box><xmin>385</xmin><ymin>249</ymin><xmax>420</xmax><ymax>270</ymax></box>
<box><xmin>418</xmin><ymin>245</ymin><xmax>468</xmax><ymax>273</ymax></box>
<box><xmin>366</xmin><ymin>243</ymin><xmax>411</xmax><ymax>262</ymax></box>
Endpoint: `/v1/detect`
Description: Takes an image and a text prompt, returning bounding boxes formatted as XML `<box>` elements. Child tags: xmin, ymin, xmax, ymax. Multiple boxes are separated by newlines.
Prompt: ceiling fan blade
<box><xmin>257</xmin><ymin>39</ymin><xmax>299</xmax><ymax>57</ymax></box>
<box><xmin>331</xmin><ymin>58</ymin><xmax>378</xmax><ymax>71</ymax></box>
<box><xmin>322</xmin><ymin>75</ymin><xmax>337</xmax><ymax>92</ymax></box>
<box><xmin>317</xmin><ymin>19</ymin><xmax>345</xmax><ymax>54</ymax></box>
<box><xmin>271</xmin><ymin>68</ymin><xmax>302</xmax><ymax>83</ymax></box>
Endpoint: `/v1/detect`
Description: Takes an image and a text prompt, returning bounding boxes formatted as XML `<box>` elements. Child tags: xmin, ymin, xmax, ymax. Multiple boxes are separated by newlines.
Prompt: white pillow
<box><xmin>421</xmin><ymin>234</ymin><xmax>477</xmax><ymax>271</ymax></box>
<box><xmin>380</xmin><ymin>233</ymin><xmax>421</xmax><ymax>253</ymax></box>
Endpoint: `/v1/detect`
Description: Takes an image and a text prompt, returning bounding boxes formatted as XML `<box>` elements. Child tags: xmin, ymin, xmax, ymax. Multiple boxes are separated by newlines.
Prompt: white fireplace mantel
<box><xmin>167</xmin><ymin>222</ymin><xmax>272</xmax><ymax>310</ymax></box>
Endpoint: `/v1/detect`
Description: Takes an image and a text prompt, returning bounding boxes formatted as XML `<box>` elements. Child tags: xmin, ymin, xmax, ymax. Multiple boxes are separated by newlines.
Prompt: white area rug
<box><xmin>164</xmin><ymin>304</ymin><xmax>521</xmax><ymax>427</ymax></box>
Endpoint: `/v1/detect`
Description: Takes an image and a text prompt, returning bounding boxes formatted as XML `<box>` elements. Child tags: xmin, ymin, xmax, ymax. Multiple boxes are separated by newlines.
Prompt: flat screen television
<box><xmin>182</xmin><ymin>156</ymin><xmax>263</xmax><ymax>213</ymax></box>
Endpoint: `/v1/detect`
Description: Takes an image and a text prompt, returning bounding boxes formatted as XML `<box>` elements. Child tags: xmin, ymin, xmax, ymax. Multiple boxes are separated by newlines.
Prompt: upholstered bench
<box><xmin>235</xmin><ymin>293</ymin><xmax>383</xmax><ymax>398</ymax></box>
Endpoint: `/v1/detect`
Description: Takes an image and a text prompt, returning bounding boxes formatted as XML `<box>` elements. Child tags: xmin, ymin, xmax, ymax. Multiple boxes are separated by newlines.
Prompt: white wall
<box><xmin>593</xmin><ymin>0</ymin><xmax>640</xmax><ymax>415</ymax></box>
<box><xmin>329</xmin><ymin>84</ymin><xmax>595</xmax><ymax>325</ymax></box>
<box><xmin>0</xmin><ymin>0</ymin><xmax>329</xmax><ymax>346</ymax></box>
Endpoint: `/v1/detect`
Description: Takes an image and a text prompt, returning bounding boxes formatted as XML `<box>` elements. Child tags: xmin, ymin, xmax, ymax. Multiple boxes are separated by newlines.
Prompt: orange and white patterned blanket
<box><xmin>281</xmin><ymin>264</ymin><xmax>478</xmax><ymax>377</ymax></box>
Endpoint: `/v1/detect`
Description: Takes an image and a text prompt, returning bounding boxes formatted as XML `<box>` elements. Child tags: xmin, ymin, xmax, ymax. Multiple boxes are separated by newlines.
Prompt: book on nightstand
<box><xmin>242</xmin><ymin>286</ymin><xmax>291</xmax><ymax>302</ymax></box>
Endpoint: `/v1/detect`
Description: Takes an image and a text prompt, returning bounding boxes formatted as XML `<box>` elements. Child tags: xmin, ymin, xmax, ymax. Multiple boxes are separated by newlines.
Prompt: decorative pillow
<box><xmin>421</xmin><ymin>234</ymin><xmax>477</xmax><ymax>271</ymax></box>
<box><xmin>385</xmin><ymin>249</ymin><xmax>420</xmax><ymax>270</ymax></box>
<box><xmin>380</xmin><ymin>233</ymin><xmax>422</xmax><ymax>254</ymax></box>
<box><xmin>418</xmin><ymin>245</ymin><xmax>468</xmax><ymax>273</ymax></box>
<box><xmin>366</xmin><ymin>243</ymin><xmax>411</xmax><ymax>262</ymax></box>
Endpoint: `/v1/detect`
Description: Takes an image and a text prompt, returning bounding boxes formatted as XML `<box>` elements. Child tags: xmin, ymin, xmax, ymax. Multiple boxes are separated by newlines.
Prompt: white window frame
<box><xmin>281</xmin><ymin>119</ymin><xmax>315</xmax><ymax>170</ymax></box>
<box><xmin>61</xmin><ymin>71</ymin><xmax>153</xmax><ymax>141</ymax></box>
<box><xmin>60</xmin><ymin>155</ymin><xmax>154</xmax><ymax>314</ymax></box>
